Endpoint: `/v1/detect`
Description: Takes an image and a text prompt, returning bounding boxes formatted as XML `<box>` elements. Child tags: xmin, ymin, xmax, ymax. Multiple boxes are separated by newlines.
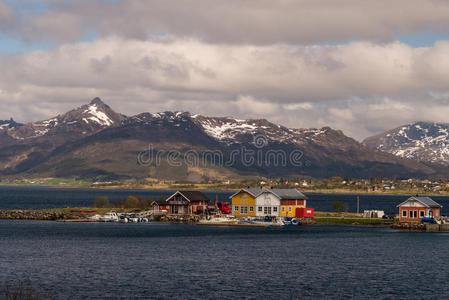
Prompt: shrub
<box><xmin>333</xmin><ymin>200</ymin><xmax>349</xmax><ymax>212</ymax></box>
<box><xmin>124</xmin><ymin>196</ymin><xmax>140</xmax><ymax>208</ymax></box>
<box><xmin>94</xmin><ymin>196</ymin><xmax>109</xmax><ymax>208</ymax></box>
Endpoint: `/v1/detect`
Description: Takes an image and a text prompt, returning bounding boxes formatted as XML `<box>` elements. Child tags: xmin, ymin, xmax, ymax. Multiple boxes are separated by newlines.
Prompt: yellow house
<box><xmin>230</xmin><ymin>188</ymin><xmax>262</xmax><ymax>217</ymax></box>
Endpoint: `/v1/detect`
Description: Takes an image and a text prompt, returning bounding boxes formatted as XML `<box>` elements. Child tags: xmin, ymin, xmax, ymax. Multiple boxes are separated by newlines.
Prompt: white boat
<box><xmin>198</xmin><ymin>215</ymin><xmax>237</xmax><ymax>225</ymax></box>
<box><xmin>237</xmin><ymin>216</ymin><xmax>285</xmax><ymax>227</ymax></box>
<box><xmin>99</xmin><ymin>211</ymin><xmax>119</xmax><ymax>222</ymax></box>
<box><xmin>88</xmin><ymin>214</ymin><xmax>102</xmax><ymax>221</ymax></box>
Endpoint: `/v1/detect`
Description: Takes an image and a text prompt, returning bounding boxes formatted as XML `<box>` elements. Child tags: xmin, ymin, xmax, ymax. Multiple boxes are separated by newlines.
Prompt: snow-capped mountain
<box><xmin>125</xmin><ymin>111</ymin><xmax>331</xmax><ymax>147</ymax></box>
<box><xmin>0</xmin><ymin>98</ymin><xmax>443</xmax><ymax>179</ymax></box>
<box><xmin>363</xmin><ymin>121</ymin><xmax>449</xmax><ymax>165</ymax></box>
<box><xmin>1</xmin><ymin>98</ymin><xmax>125</xmax><ymax>141</ymax></box>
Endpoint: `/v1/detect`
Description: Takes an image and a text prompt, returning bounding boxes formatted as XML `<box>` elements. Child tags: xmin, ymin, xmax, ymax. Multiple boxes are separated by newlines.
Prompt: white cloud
<box><xmin>283</xmin><ymin>103</ymin><xmax>313</xmax><ymax>111</ymax></box>
<box><xmin>0</xmin><ymin>36</ymin><xmax>449</xmax><ymax>140</ymax></box>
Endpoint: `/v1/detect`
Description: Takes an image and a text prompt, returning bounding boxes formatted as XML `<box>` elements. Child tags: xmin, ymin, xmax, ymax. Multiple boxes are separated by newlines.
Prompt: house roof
<box><xmin>229</xmin><ymin>188</ymin><xmax>264</xmax><ymax>199</ymax></box>
<box><xmin>229</xmin><ymin>188</ymin><xmax>307</xmax><ymax>200</ymax></box>
<box><xmin>397</xmin><ymin>196</ymin><xmax>442</xmax><ymax>208</ymax></box>
<box><xmin>166</xmin><ymin>190</ymin><xmax>210</xmax><ymax>203</ymax></box>
<box><xmin>151</xmin><ymin>199</ymin><xmax>167</xmax><ymax>205</ymax></box>
<box><xmin>264</xmin><ymin>189</ymin><xmax>308</xmax><ymax>200</ymax></box>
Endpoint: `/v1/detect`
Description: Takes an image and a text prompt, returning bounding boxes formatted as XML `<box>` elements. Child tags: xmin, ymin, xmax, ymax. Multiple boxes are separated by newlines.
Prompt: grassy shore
<box><xmin>313</xmin><ymin>211</ymin><xmax>393</xmax><ymax>225</ymax></box>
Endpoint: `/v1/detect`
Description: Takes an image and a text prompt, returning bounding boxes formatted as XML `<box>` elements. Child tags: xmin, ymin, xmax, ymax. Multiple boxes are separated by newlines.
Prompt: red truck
<box><xmin>217</xmin><ymin>202</ymin><xmax>232</xmax><ymax>214</ymax></box>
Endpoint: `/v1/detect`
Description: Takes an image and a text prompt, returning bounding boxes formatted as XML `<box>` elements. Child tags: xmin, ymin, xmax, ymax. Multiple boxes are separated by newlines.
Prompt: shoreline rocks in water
<box><xmin>0</xmin><ymin>209</ymin><xmax>89</xmax><ymax>221</ymax></box>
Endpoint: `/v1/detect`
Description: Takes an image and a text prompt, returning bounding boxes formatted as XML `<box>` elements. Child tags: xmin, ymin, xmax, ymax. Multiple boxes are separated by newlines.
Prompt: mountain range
<box><xmin>0</xmin><ymin>98</ymin><xmax>445</xmax><ymax>181</ymax></box>
<box><xmin>364</xmin><ymin>122</ymin><xmax>449</xmax><ymax>166</ymax></box>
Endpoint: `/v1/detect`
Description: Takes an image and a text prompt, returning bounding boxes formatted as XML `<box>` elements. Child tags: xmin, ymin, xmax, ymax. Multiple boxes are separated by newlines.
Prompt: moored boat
<box><xmin>198</xmin><ymin>214</ymin><xmax>237</xmax><ymax>225</ymax></box>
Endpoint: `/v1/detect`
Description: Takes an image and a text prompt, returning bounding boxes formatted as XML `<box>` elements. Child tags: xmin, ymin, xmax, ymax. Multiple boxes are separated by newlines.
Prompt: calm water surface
<box><xmin>1</xmin><ymin>221</ymin><xmax>449</xmax><ymax>299</ymax></box>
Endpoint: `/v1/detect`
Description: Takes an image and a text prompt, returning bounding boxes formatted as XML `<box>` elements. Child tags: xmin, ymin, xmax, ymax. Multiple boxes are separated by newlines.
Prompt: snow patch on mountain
<box><xmin>364</xmin><ymin>122</ymin><xmax>449</xmax><ymax>165</ymax></box>
<box><xmin>200</xmin><ymin>119</ymin><xmax>258</xmax><ymax>141</ymax></box>
<box><xmin>84</xmin><ymin>104</ymin><xmax>113</xmax><ymax>126</ymax></box>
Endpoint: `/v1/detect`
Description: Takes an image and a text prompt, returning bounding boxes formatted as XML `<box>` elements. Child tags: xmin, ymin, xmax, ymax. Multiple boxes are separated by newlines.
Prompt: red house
<box><xmin>165</xmin><ymin>191</ymin><xmax>210</xmax><ymax>215</ymax></box>
<box><xmin>151</xmin><ymin>199</ymin><xmax>169</xmax><ymax>213</ymax></box>
<box><xmin>397</xmin><ymin>196</ymin><xmax>442</xmax><ymax>222</ymax></box>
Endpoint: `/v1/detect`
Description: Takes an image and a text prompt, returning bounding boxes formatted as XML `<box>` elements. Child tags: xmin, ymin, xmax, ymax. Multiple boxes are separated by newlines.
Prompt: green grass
<box><xmin>314</xmin><ymin>217</ymin><xmax>389</xmax><ymax>225</ymax></box>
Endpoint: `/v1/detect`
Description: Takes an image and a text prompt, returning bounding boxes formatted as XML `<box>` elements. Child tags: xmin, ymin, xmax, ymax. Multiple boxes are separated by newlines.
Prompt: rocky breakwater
<box><xmin>0</xmin><ymin>209</ymin><xmax>89</xmax><ymax>221</ymax></box>
<box><xmin>391</xmin><ymin>222</ymin><xmax>426</xmax><ymax>231</ymax></box>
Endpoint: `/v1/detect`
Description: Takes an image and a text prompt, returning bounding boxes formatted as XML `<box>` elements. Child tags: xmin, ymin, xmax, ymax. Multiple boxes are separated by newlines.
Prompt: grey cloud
<box><xmin>8</xmin><ymin>0</ymin><xmax>449</xmax><ymax>44</ymax></box>
<box><xmin>0</xmin><ymin>0</ymin><xmax>15</xmax><ymax>31</ymax></box>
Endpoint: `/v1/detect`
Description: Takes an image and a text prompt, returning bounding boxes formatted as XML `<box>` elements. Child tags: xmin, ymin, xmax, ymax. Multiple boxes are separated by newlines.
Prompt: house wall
<box><xmin>188</xmin><ymin>201</ymin><xmax>208</xmax><ymax>214</ymax></box>
<box><xmin>399</xmin><ymin>206</ymin><xmax>440</xmax><ymax>221</ymax></box>
<box><xmin>166</xmin><ymin>197</ymin><xmax>189</xmax><ymax>214</ymax></box>
<box><xmin>232</xmin><ymin>191</ymin><xmax>256</xmax><ymax>217</ymax></box>
<box><xmin>280</xmin><ymin>199</ymin><xmax>306</xmax><ymax>217</ymax></box>
<box><xmin>255</xmin><ymin>192</ymin><xmax>280</xmax><ymax>217</ymax></box>
<box><xmin>153</xmin><ymin>204</ymin><xmax>168</xmax><ymax>213</ymax></box>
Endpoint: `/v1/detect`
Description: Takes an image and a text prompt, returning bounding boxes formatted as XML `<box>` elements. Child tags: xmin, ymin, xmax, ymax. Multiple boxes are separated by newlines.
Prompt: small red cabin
<box><xmin>296</xmin><ymin>207</ymin><xmax>314</xmax><ymax>218</ymax></box>
<box><xmin>397</xmin><ymin>196</ymin><xmax>442</xmax><ymax>222</ymax></box>
<box><xmin>165</xmin><ymin>190</ymin><xmax>210</xmax><ymax>215</ymax></box>
<box><xmin>151</xmin><ymin>199</ymin><xmax>169</xmax><ymax>213</ymax></box>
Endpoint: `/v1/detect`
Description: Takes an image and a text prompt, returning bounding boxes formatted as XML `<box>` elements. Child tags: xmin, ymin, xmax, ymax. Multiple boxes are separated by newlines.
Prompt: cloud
<box><xmin>0</xmin><ymin>0</ymin><xmax>448</xmax><ymax>45</ymax></box>
<box><xmin>0</xmin><ymin>0</ymin><xmax>14</xmax><ymax>30</ymax></box>
<box><xmin>0</xmin><ymin>36</ymin><xmax>449</xmax><ymax>139</ymax></box>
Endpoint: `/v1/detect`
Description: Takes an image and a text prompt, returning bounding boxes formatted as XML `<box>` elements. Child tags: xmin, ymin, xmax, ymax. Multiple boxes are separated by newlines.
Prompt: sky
<box><xmin>1</xmin><ymin>1</ymin><xmax>449</xmax><ymax>140</ymax></box>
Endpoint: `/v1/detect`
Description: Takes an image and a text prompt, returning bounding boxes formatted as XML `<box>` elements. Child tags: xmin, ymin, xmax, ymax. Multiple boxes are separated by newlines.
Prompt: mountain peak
<box><xmin>90</xmin><ymin>97</ymin><xmax>104</xmax><ymax>105</ymax></box>
<box><xmin>364</xmin><ymin>121</ymin><xmax>449</xmax><ymax>165</ymax></box>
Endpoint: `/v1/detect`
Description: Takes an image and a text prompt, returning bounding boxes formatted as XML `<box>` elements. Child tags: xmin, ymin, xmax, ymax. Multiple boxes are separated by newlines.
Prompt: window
<box><xmin>282</xmin><ymin>207</ymin><xmax>285</xmax><ymax>212</ymax></box>
<box><xmin>249</xmin><ymin>206</ymin><xmax>254</xmax><ymax>212</ymax></box>
<box><xmin>258</xmin><ymin>207</ymin><xmax>262</xmax><ymax>212</ymax></box>
<box><xmin>402</xmin><ymin>210</ymin><xmax>407</xmax><ymax>217</ymax></box>
<box><xmin>414</xmin><ymin>211</ymin><xmax>418</xmax><ymax>218</ymax></box>
<box><xmin>234</xmin><ymin>206</ymin><xmax>239</xmax><ymax>212</ymax></box>
<box><xmin>241</xmin><ymin>206</ymin><xmax>248</xmax><ymax>214</ymax></box>
<box><xmin>289</xmin><ymin>207</ymin><xmax>292</xmax><ymax>212</ymax></box>
<box><xmin>273</xmin><ymin>207</ymin><xmax>278</xmax><ymax>212</ymax></box>
<box><xmin>263</xmin><ymin>207</ymin><xmax>272</xmax><ymax>215</ymax></box>
<box><xmin>420</xmin><ymin>211</ymin><xmax>425</xmax><ymax>217</ymax></box>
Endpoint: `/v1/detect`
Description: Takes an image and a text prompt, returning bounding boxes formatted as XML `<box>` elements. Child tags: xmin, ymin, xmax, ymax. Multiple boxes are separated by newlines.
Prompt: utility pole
<box><xmin>357</xmin><ymin>196</ymin><xmax>360</xmax><ymax>214</ymax></box>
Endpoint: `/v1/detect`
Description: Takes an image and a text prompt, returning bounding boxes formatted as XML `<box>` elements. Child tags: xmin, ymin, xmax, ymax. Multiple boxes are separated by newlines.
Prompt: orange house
<box><xmin>397</xmin><ymin>196</ymin><xmax>442</xmax><ymax>222</ymax></box>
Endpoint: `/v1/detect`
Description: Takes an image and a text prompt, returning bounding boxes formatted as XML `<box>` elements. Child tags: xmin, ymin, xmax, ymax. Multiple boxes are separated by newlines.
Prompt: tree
<box><xmin>94</xmin><ymin>196</ymin><xmax>109</xmax><ymax>208</ymax></box>
<box><xmin>333</xmin><ymin>200</ymin><xmax>348</xmax><ymax>212</ymax></box>
<box><xmin>124</xmin><ymin>196</ymin><xmax>141</xmax><ymax>208</ymax></box>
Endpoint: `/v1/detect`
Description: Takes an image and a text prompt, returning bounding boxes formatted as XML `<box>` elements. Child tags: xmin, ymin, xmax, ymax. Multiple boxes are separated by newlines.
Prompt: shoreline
<box><xmin>0</xmin><ymin>208</ymin><xmax>394</xmax><ymax>227</ymax></box>
<box><xmin>0</xmin><ymin>183</ymin><xmax>447</xmax><ymax>197</ymax></box>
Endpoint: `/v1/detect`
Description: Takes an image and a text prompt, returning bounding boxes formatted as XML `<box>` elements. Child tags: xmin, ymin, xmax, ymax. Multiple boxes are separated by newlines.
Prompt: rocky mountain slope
<box><xmin>0</xmin><ymin>99</ymin><xmax>444</xmax><ymax>180</ymax></box>
<box><xmin>0</xmin><ymin>98</ymin><xmax>124</xmax><ymax>142</ymax></box>
<box><xmin>363</xmin><ymin>122</ymin><xmax>449</xmax><ymax>166</ymax></box>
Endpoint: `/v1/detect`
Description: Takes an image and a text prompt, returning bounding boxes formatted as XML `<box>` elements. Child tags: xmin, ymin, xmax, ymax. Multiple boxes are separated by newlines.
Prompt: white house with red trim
<box><xmin>397</xmin><ymin>196</ymin><xmax>442</xmax><ymax>222</ymax></box>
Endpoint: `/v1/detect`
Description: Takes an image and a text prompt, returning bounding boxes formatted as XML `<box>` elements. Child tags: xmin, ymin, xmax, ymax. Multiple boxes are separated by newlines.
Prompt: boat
<box><xmin>98</xmin><ymin>211</ymin><xmax>119</xmax><ymax>222</ymax></box>
<box><xmin>283</xmin><ymin>217</ymin><xmax>300</xmax><ymax>226</ymax></box>
<box><xmin>198</xmin><ymin>214</ymin><xmax>237</xmax><ymax>225</ymax></box>
<box><xmin>118</xmin><ymin>214</ymin><xmax>129</xmax><ymax>223</ymax></box>
<box><xmin>88</xmin><ymin>214</ymin><xmax>102</xmax><ymax>221</ymax></box>
<box><xmin>236</xmin><ymin>216</ymin><xmax>285</xmax><ymax>227</ymax></box>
